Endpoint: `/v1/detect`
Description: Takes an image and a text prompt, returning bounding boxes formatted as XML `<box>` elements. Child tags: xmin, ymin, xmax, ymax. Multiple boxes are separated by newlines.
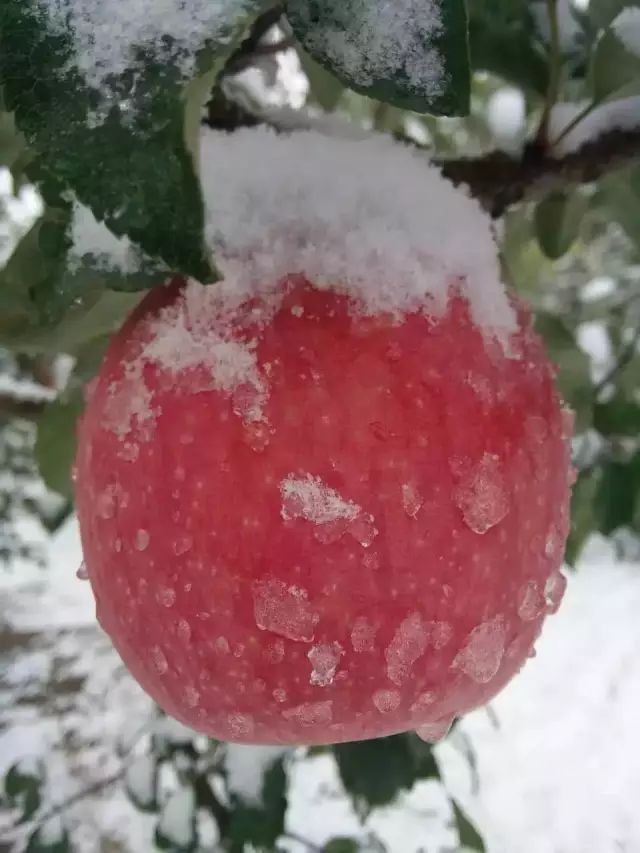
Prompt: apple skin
<box><xmin>75</xmin><ymin>277</ymin><xmax>571</xmax><ymax>744</ymax></box>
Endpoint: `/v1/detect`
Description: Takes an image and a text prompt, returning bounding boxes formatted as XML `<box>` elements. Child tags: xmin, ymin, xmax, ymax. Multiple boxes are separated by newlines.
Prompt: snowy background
<box><xmin>1</xmin><ymin>522</ymin><xmax>639</xmax><ymax>852</ymax></box>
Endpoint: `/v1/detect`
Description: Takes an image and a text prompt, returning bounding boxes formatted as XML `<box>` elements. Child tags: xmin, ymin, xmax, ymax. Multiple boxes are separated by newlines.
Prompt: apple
<box><xmin>75</xmin><ymin>273</ymin><xmax>571</xmax><ymax>744</ymax></box>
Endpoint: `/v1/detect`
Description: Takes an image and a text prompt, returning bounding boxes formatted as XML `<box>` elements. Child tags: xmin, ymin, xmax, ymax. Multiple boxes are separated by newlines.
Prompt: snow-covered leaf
<box><xmin>26</xmin><ymin>817</ymin><xmax>71</xmax><ymax>853</ymax></box>
<box><xmin>155</xmin><ymin>785</ymin><xmax>197</xmax><ymax>852</ymax></box>
<box><xmin>0</xmin><ymin>1</ymin><xmax>271</xmax><ymax>281</ymax></box>
<box><xmin>125</xmin><ymin>755</ymin><xmax>159</xmax><ymax>813</ymax></box>
<box><xmin>334</xmin><ymin>734</ymin><xmax>422</xmax><ymax>808</ymax></box>
<box><xmin>286</xmin><ymin>0</ymin><xmax>470</xmax><ymax>115</ymax></box>
<box><xmin>4</xmin><ymin>758</ymin><xmax>45</xmax><ymax>821</ymax></box>
<box><xmin>227</xmin><ymin>757</ymin><xmax>287</xmax><ymax>848</ymax></box>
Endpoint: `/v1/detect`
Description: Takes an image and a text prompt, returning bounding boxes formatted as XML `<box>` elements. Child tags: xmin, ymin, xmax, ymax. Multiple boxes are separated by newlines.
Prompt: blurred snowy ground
<box><xmin>1</xmin><ymin>521</ymin><xmax>639</xmax><ymax>852</ymax></box>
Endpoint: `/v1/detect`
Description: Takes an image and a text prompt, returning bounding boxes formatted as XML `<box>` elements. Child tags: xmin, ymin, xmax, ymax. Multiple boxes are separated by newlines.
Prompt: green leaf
<box><xmin>595</xmin><ymin>451</ymin><xmax>640</xmax><ymax>534</ymax></box>
<box><xmin>334</xmin><ymin>734</ymin><xmax>418</xmax><ymax>808</ymax></box>
<box><xmin>227</xmin><ymin>758</ymin><xmax>287</xmax><ymax>849</ymax></box>
<box><xmin>0</xmin><ymin>2</ymin><xmax>269</xmax><ymax>281</ymax></box>
<box><xmin>467</xmin><ymin>0</ymin><xmax>548</xmax><ymax>95</ymax></box>
<box><xmin>286</xmin><ymin>0</ymin><xmax>470</xmax><ymax>115</ymax></box>
<box><xmin>565</xmin><ymin>468</ymin><xmax>601</xmax><ymax>566</ymax></box>
<box><xmin>323</xmin><ymin>839</ymin><xmax>360</xmax><ymax>853</ymax></box>
<box><xmin>535</xmin><ymin>191</ymin><xmax>587</xmax><ymax>260</ymax></box>
<box><xmin>35</xmin><ymin>391</ymin><xmax>84</xmax><ymax>499</ymax></box>
<box><xmin>451</xmin><ymin>799</ymin><xmax>485</xmax><ymax>852</ymax></box>
<box><xmin>534</xmin><ymin>313</ymin><xmax>593</xmax><ymax>430</ymax></box>
<box><xmin>298</xmin><ymin>50</ymin><xmax>346</xmax><ymax>112</ymax></box>
<box><xmin>590</xmin><ymin>0</ymin><xmax>640</xmax><ymax>30</ymax></box>
<box><xmin>598</xmin><ymin>165</ymin><xmax>640</xmax><ymax>247</ymax></box>
<box><xmin>590</xmin><ymin>22</ymin><xmax>640</xmax><ymax>103</ymax></box>
<box><xmin>594</xmin><ymin>397</ymin><xmax>640</xmax><ymax>435</ymax></box>
<box><xmin>26</xmin><ymin>818</ymin><xmax>71</xmax><ymax>853</ymax></box>
<box><xmin>4</xmin><ymin>760</ymin><xmax>44</xmax><ymax>821</ymax></box>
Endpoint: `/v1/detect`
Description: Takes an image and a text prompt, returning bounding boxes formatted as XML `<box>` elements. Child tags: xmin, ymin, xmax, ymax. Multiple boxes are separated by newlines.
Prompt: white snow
<box><xmin>612</xmin><ymin>7</ymin><xmax>640</xmax><ymax>57</ymax></box>
<box><xmin>125</xmin><ymin>756</ymin><xmax>156</xmax><ymax>807</ymax></box>
<box><xmin>199</xmin><ymin>127</ymin><xmax>516</xmax><ymax>344</ymax></box>
<box><xmin>69</xmin><ymin>201</ymin><xmax>147</xmax><ymax>275</ymax></box>
<box><xmin>224</xmin><ymin>745</ymin><xmax>289</xmax><ymax>805</ymax></box>
<box><xmin>281</xmin><ymin>475</ymin><xmax>360</xmax><ymax>525</ymax></box>
<box><xmin>550</xmin><ymin>97</ymin><xmax>640</xmax><ymax>155</ymax></box>
<box><xmin>298</xmin><ymin>0</ymin><xmax>445</xmax><ymax>97</ymax></box>
<box><xmin>157</xmin><ymin>786</ymin><xmax>195</xmax><ymax>848</ymax></box>
<box><xmin>40</xmin><ymin>0</ymin><xmax>250</xmax><ymax>91</ymax></box>
<box><xmin>486</xmin><ymin>88</ymin><xmax>526</xmax><ymax>153</ymax></box>
<box><xmin>0</xmin><ymin>167</ymin><xmax>43</xmax><ymax>267</ymax></box>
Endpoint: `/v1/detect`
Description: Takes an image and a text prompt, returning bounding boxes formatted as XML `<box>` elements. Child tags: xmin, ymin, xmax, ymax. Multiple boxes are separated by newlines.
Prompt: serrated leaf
<box><xmin>535</xmin><ymin>191</ymin><xmax>587</xmax><ymax>260</ymax></box>
<box><xmin>26</xmin><ymin>817</ymin><xmax>71</xmax><ymax>853</ymax></box>
<box><xmin>451</xmin><ymin>799</ymin><xmax>485</xmax><ymax>852</ymax></box>
<box><xmin>4</xmin><ymin>759</ymin><xmax>45</xmax><ymax>821</ymax></box>
<box><xmin>286</xmin><ymin>0</ymin><xmax>470</xmax><ymax>116</ymax></box>
<box><xmin>334</xmin><ymin>734</ymin><xmax>418</xmax><ymax>808</ymax></box>
<box><xmin>227</xmin><ymin>759</ymin><xmax>287</xmax><ymax>848</ymax></box>
<box><xmin>0</xmin><ymin>2</ymin><xmax>269</xmax><ymax>281</ymax></box>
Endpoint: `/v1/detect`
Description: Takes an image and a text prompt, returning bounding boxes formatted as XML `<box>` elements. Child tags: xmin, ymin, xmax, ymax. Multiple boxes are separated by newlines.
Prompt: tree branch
<box><xmin>440</xmin><ymin>129</ymin><xmax>640</xmax><ymax>217</ymax></box>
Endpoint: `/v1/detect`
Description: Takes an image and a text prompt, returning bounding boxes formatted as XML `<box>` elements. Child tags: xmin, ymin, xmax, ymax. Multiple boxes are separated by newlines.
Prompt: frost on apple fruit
<box><xmin>74</xmin><ymin>128</ymin><xmax>572</xmax><ymax>744</ymax></box>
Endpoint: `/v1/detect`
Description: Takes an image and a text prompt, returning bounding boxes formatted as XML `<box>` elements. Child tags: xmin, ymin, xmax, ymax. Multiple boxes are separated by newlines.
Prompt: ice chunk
<box><xmin>281</xmin><ymin>474</ymin><xmax>360</xmax><ymax>525</ymax></box>
<box><xmin>282</xmin><ymin>700</ymin><xmax>333</xmax><ymax>727</ymax></box>
<box><xmin>518</xmin><ymin>581</ymin><xmax>544</xmax><ymax>622</ymax></box>
<box><xmin>544</xmin><ymin>572</ymin><xmax>567</xmax><ymax>614</ymax></box>
<box><xmin>454</xmin><ymin>453</ymin><xmax>510</xmax><ymax>534</ymax></box>
<box><xmin>253</xmin><ymin>578</ymin><xmax>317</xmax><ymax>642</ymax></box>
<box><xmin>151</xmin><ymin>646</ymin><xmax>168</xmax><ymax>675</ymax></box>
<box><xmin>452</xmin><ymin>617</ymin><xmax>506</xmax><ymax>684</ymax></box>
<box><xmin>308</xmin><ymin>642</ymin><xmax>344</xmax><ymax>686</ymax></box>
<box><xmin>415</xmin><ymin>717</ymin><xmax>453</xmax><ymax>743</ymax></box>
<box><xmin>372</xmin><ymin>689</ymin><xmax>401</xmax><ymax>713</ymax></box>
<box><xmin>385</xmin><ymin>612</ymin><xmax>429</xmax><ymax>686</ymax></box>
<box><xmin>135</xmin><ymin>529</ymin><xmax>150</xmax><ymax>551</ymax></box>
<box><xmin>351</xmin><ymin>616</ymin><xmax>377</xmax><ymax>652</ymax></box>
<box><xmin>227</xmin><ymin>713</ymin><xmax>255</xmax><ymax>737</ymax></box>
<box><xmin>156</xmin><ymin>586</ymin><xmax>176</xmax><ymax>608</ymax></box>
<box><xmin>402</xmin><ymin>483</ymin><xmax>424</xmax><ymax>518</ymax></box>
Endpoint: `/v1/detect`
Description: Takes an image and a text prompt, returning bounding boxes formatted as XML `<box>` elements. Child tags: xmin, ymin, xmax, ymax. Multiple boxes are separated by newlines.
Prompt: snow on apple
<box><xmin>74</xmin><ymin>128</ymin><xmax>572</xmax><ymax>744</ymax></box>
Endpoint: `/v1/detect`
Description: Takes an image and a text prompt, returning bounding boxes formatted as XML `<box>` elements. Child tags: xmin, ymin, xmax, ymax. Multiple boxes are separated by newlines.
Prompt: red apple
<box><xmin>75</xmin><ymin>275</ymin><xmax>571</xmax><ymax>744</ymax></box>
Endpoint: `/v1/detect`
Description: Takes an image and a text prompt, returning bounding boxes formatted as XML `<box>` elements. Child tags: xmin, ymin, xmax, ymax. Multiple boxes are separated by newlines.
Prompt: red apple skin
<box><xmin>75</xmin><ymin>277</ymin><xmax>571</xmax><ymax>744</ymax></box>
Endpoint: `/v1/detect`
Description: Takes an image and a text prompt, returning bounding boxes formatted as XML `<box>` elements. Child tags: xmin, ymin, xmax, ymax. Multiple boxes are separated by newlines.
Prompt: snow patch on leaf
<box><xmin>224</xmin><ymin>745</ymin><xmax>289</xmax><ymax>805</ymax></box>
<box><xmin>299</xmin><ymin>0</ymin><xmax>445</xmax><ymax>96</ymax></box>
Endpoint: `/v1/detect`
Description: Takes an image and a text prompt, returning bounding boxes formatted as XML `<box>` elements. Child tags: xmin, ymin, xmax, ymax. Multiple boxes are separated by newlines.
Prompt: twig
<box><xmin>537</xmin><ymin>0</ymin><xmax>562</xmax><ymax>146</ymax></box>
